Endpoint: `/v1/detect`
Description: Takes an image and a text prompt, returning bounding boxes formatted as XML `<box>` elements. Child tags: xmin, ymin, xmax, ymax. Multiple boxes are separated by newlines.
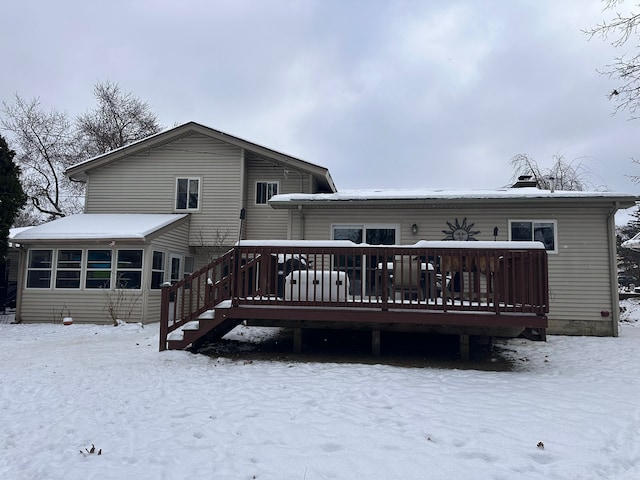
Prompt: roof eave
<box><xmin>65</xmin><ymin>122</ymin><xmax>337</xmax><ymax>191</ymax></box>
<box><xmin>14</xmin><ymin>237</ymin><xmax>148</xmax><ymax>246</ymax></box>
<box><xmin>269</xmin><ymin>195</ymin><xmax>639</xmax><ymax>209</ymax></box>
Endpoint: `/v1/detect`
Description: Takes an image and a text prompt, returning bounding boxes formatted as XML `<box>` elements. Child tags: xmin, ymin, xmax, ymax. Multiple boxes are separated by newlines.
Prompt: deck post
<box><xmin>159</xmin><ymin>282</ymin><xmax>171</xmax><ymax>351</ymax></box>
<box><xmin>459</xmin><ymin>334</ymin><xmax>470</xmax><ymax>361</ymax></box>
<box><xmin>293</xmin><ymin>328</ymin><xmax>303</xmax><ymax>353</ymax></box>
<box><xmin>372</xmin><ymin>330</ymin><xmax>381</xmax><ymax>356</ymax></box>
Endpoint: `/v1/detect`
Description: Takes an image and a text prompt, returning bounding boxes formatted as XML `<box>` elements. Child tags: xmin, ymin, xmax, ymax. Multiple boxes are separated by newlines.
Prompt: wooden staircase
<box><xmin>161</xmin><ymin>248</ymin><xmax>269</xmax><ymax>350</ymax></box>
<box><xmin>160</xmin><ymin>249</ymin><xmax>237</xmax><ymax>351</ymax></box>
<box><xmin>166</xmin><ymin>305</ymin><xmax>240</xmax><ymax>351</ymax></box>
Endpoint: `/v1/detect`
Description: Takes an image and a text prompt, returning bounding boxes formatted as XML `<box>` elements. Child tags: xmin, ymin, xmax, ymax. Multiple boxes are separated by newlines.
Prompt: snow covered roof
<box><xmin>8</xmin><ymin>227</ymin><xmax>34</xmax><ymax>247</ymax></box>
<box><xmin>622</xmin><ymin>231</ymin><xmax>640</xmax><ymax>251</ymax></box>
<box><xmin>269</xmin><ymin>187</ymin><xmax>639</xmax><ymax>207</ymax></box>
<box><xmin>9</xmin><ymin>227</ymin><xmax>34</xmax><ymax>239</ymax></box>
<box><xmin>11</xmin><ymin>214</ymin><xmax>189</xmax><ymax>243</ymax></box>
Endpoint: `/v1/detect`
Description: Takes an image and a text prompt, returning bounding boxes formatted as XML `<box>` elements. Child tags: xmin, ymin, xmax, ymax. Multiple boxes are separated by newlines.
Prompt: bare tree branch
<box><xmin>0</xmin><ymin>81</ymin><xmax>161</xmax><ymax>222</ymax></box>
<box><xmin>584</xmin><ymin>1</ymin><xmax>640</xmax><ymax>117</ymax></box>
<box><xmin>509</xmin><ymin>153</ymin><xmax>605</xmax><ymax>191</ymax></box>
<box><xmin>0</xmin><ymin>95</ymin><xmax>83</xmax><ymax>219</ymax></box>
<box><xmin>76</xmin><ymin>80</ymin><xmax>162</xmax><ymax>157</ymax></box>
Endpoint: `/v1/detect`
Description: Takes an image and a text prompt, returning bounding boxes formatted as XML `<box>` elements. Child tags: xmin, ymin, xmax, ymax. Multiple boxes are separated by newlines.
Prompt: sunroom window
<box><xmin>116</xmin><ymin>250</ymin><xmax>143</xmax><ymax>289</ymax></box>
<box><xmin>55</xmin><ymin>250</ymin><xmax>82</xmax><ymax>288</ymax></box>
<box><xmin>26</xmin><ymin>250</ymin><xmax>52</xmax><ymax>288</ymax></box>
<box><xmin>86</xmin><ymin>250</ymin><xmax>112</xmax><ymax>289</ymax></box>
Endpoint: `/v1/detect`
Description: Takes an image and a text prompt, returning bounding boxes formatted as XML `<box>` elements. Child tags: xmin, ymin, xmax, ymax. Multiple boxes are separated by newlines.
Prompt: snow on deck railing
<box><xmin>236</xmin><ymin>239</ymin><xmax>546</xmax><ymax>250</ymax></box>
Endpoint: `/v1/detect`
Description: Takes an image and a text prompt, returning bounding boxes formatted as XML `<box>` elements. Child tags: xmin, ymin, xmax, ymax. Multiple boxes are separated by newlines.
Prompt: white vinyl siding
<box><xmin>290</xmin><ymin>204</ymin><xmax>616</xmax><ymax>335</ymax></box>
<box><xmin>244</xmin><ymin>155</ymin><xmax>307</xmax><ymax>239</ymax></box>
<box><xmin>144</xmin><ymin>220</ymin><xmax>192</xmax><ymax>322</ymax></box>
<box><xmin>84</xmin><ymin>134</ymin><xmax>243</xmax><ymax>247</ymax></box>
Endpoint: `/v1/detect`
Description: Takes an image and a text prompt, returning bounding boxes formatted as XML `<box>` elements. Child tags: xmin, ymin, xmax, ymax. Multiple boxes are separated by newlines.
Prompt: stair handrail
<box><xmin>159</xmin><ymin>249</ymin><xmax>234</xmax><ymax>351</ymax></box>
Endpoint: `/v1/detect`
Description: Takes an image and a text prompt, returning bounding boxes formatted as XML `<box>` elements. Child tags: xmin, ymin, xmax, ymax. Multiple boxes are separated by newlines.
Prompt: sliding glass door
<box><xmin>332</xmin><ymin>224</ymin><xmax>398</xmax><ymax>296</ymax></box>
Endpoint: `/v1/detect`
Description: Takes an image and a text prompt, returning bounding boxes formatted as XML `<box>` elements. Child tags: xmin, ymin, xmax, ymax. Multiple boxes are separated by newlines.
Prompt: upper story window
<box><xmin>175</xmin><ymin>177</ymin><xmax>200</xmax><ymax>210</ymax></box>
<box><xmin>256</xmin><ymin>181</ymin><xmax>278</xmax><ymax>205</ymax></box>
<box><xmin>509</xmin><ymin>220</ymin><xmax>557</xmax><ymax>253</ymax></box>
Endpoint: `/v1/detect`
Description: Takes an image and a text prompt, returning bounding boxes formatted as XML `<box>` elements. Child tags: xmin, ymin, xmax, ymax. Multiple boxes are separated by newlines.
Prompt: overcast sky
<box><xmin>1</xmin><ymin>1</ymin><xmax>638</xmax><ymax>203</ymax></box>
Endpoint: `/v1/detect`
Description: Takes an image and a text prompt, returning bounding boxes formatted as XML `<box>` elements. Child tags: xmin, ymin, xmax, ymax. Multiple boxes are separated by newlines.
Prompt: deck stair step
<box><xmin>198</xmin><ymin>310</ymin><xmax>216</xmax><ymax>320</ymax></box>
<box><xmin>166</xmin><ymin>308</ymin><xmax>240</xmax><ymax>351</ymax></box>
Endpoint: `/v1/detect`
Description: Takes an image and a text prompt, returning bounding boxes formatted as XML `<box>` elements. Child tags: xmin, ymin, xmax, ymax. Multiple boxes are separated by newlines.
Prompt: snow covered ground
<box><xmin>1</xmin><ymin>302</ymin><xmax>640</xmax><ymax>480</ymax></box>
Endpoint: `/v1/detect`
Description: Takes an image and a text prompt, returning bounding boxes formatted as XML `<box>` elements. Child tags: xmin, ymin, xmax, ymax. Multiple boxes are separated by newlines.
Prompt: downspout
<box><xmin>239</xmin><ymin>148</ymin><xmax>246</xmax><ymax>242</ymax></box>
<box><xmin>298</xmin><ymin>205</ymin><xmax>305</xmax><ymax>240</ymax></box>
<box><xmin>15</xmin><ymin>245</ymin><xmax>25</xmax><ymax>323</ymax></box>
<box><xmin>607</xmin><ymin>201</ymin><xmax>620</xmax><ymax>336</ymax></box>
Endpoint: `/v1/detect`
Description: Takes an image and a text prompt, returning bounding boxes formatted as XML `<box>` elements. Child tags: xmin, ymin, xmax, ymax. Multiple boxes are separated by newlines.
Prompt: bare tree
<box><xmin>1</xmin><ymin>95</ymin><xmax>84</xmax><ymax>219</ymax></box>
<box><xmin>1</xmin><ymin>81</ymin><xmax>162</xmax><ymax>222</ymax></box>
<box><xmin>584</xmin><ymin>1</ymin><xmax>640</xmax><ymax>118</ymax></box>
<box><xmin>617</xmin><ymin>206</ymin><xmax>640</xmax><ymax>285</ymax></box>
<box><xmin>509</xmin><ymin>153</ymin><xmax>603</xmax><ymax>191</ymax></box>
<box><xmin>76</xmin><ymin>80</ymin><xmax>162</xmax><ymax>157</ymax></box>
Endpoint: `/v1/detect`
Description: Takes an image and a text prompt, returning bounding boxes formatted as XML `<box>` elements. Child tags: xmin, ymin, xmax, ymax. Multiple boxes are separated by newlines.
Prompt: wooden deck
<box><xmin>159</xmin><ymin>241</ymin><xmax>549</xmax><ymax>358</ymax></box>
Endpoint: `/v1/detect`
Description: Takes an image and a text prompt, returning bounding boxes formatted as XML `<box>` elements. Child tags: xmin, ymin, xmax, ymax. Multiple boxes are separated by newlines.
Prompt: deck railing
<box><xmin>159</xmin><ymin>251</ymin><xmax>234</xmax><ymax>349</ymax></box>
<box><xmin>160</xmin><ymin>241</ymin><xmax>548</xmax><ymax>349</ymax></box>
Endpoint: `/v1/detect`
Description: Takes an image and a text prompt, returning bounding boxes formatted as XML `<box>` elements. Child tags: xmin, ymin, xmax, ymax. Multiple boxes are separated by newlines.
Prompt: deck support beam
<box><xmin>293</xmin><ymin>328</ymin><xmax>303</xmax><ymax>354</ymax></box>
<box><xmin>459</xmin><ymin>334</ymin><xmax>470</xmax><ymax>361</ymax></box>
<box><xmin>372</xmin><ymin>330</ymin><xmax>381</xmax><ymax>356</ymax></box>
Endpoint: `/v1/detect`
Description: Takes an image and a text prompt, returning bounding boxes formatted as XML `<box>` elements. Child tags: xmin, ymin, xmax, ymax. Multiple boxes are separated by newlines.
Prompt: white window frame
<box><xmin>150</xmin><ymin>251</ymin><xmax>166</xmax><ymax>290</ymax></box>
<box><xmin>115</xmin><ymin>249</ymin><xmax>144</xmax><ymax>290</ymax></box>
<box><xmin>26</xmin><ymin>249</ymin><xmax>53</xmax><ymax>289</ymax></box>
<box><xmin>24</xmin><ymin>248</ymin><xmax>150</xmax><ymax>291</ymax></box>
<box><xmin>183</xmin><ymin>256</ymin><xmax>195</xmax><ymax>277</ymax></box>
<box><xmin>508</xmin><ymin>219</ymin><xmax>558</xmax><ymax>254</ymax></box>
<box><xmin>255</xmin><ymin>181</ymin><xmax>279</xmax><ymax>205</ymax></box>
<box><xmin>85</xmin><ymin>249</ymin><xmax>113</xmax><ymax>289</ymax></box>
<box><xmin>170</xmin><ymin>254</ymin><xmax>182</xmax><ymax>284</ymax></box>
<box><xmin>175</xmin><ymin>177</ymin><xmax>201</xmax><ymax>211</ymax></box>
<box><xmin>55</xmin><ymin>249</ymin><xmax>83</xmax><ymax>289</ymax></box>
<box><xmin>331</xmin><ymin>224</ymin><xmax>401</xmax><ymax>245</ymax></box>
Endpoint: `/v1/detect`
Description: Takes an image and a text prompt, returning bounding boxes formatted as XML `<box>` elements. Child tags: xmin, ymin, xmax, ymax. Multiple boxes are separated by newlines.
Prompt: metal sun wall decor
<box><xmin>442</xmin><ymin>217</ymin><xmax>480</xmax><ymax>241</ymax></box>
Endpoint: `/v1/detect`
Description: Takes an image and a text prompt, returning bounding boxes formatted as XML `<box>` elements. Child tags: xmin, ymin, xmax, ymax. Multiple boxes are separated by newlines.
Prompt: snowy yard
<box><xmin>1</xmin><ymin>302</ymin><xmax>640</xmax><ymax>480</ymax></box>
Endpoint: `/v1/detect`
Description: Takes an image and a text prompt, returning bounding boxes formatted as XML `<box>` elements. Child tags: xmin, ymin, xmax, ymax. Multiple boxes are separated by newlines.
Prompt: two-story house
<box><xmin>10</xmin><ymin>121</ymin><xmax>638</xmax><ymax>336</ymax></box>
<box><xmin>11</xmin><ymin>122</ymin><xmax>335</xmax><ymax>325</ymax></box>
